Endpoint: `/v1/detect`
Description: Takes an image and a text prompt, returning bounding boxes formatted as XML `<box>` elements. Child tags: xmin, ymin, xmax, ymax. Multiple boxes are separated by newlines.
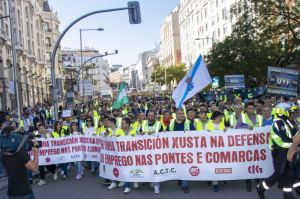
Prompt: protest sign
<box><xmin>99</xmin><ymin>127</ymin><xmax>274</xmax><ymax>182</ymax></box>
<box><xmin>31</xmin><ymin>135</ymin><xmax>101</xmax><ymax>165</ymax></box>
<box><xmin>267</xmin><ymin>66</ymin><xmax>299</xmax><ymax>97</ymax></box>
<box><xmin>200</xmin><ymin>87</ymin><xmax>266</xmax><ymax>102</ymax></box>
<box><xmin>224</xmin><ymin>75</ymin><xmax>245</xmax><ymax>89</ymax></box>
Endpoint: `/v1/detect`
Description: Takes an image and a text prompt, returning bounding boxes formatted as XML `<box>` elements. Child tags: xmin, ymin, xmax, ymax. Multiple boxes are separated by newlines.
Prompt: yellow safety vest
<box><xmin>96</xmin><ymin>126</ymin><xmax>106</xmax><ymax>135</ymax></box>
<box><xmin>116</xmin><ymin>117</ymin><xmax>122</xmax><ymax>128</ymax></box>
<box><xmin>107</xmin><ymin>128</ymin><xmax>124</xmax><ymax>137</ymax></box>
<box><xmin>130</xmin><ymin>121</ymin><xmax>140</xmax><ymax>130</ymax></box>
<box><xmin>193</xmin><ymin>119</ymin><xmax>203</xmax><ymax>131</ymax></box>
<box><xmin>229</xmin><ymin>114</ymin><xmax>238</xmax><ymax>128</ymax></box>
<box><xmin>119</xmin><ymin>128</ymin><xmax>137</xmax><ymax>136</ymax></box>
<box><xmin>241</xmin><ymin>113</ymin><xmax>263</xmax><ymax>127</ymax></box>
<box><xmin>168</xmin><ymin>119</ymin><xmax>191</xmax><ymax>131</ymax></box>
<box><xmin>46</xmin><ymin>110</ymin><xmax>53</xmax><ymax>119</ymax></box>
<box><xmin>141</xmin><ymin>120</ymin><xmax>161</xmax><ymax>134</ymax></box>
<box><xmin>52</xmin><ymin>131</ymin><xmax>65</xmax><ymax>138</ymax></box>
<box><xmin>207</xmin><ymin>112</ymin><xmax>212</xmax><ymax>119</ymax></box>
<box><xmin>205</xmin><ymin>120</ymin><xmax>225</xmax><ymax>131</ymax></box>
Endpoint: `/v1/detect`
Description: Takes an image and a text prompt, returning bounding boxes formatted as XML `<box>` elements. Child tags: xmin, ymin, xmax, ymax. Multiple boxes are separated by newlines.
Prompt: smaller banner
<box><xmin>200</xmin><ymin>87</ymin><xmax>266</xmax><ymax>102</ymax></box>
<box><xmin>31</xmin><ymin>135</ymin><xmax>101</xmax><ymax>165</ymax></box>
<box><xmin>224</xmin><ymin>75</ymin><xmax>245</xmax><ymax>89</ymax></box>
<box><xmin>267</xmin><ymin>66</ymin><xmax>299</xmax><ymax>97</ymax></box>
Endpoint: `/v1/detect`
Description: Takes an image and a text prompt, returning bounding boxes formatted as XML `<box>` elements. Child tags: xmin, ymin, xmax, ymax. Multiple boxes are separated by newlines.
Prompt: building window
<box><xmin>44</xmin><ymin>22</ymin><xmax>50</xmax><ymax>32</ymax></box>
<box><xmin>25</xmin><ymin>7</ymin><xmax>28</xmax><ymax>18</ymax></box>
<box><xmin>218</xmin><ymin>28</ymin><xmax>221</xmax><ymax>37</ymax></box>
<box><xmin>213</xmin><ymin>31</ymin><xmax>216</xmax><ymax>40</ymax></box>
<box><xmin>45</xmin><ymin>37</ymin><xmax>51</xmax><ymax>47</ymax></box>
<box><xmin>204</xmin><ymin>7</ymin><xmax>207</xmax><ymax>18</ymax></box>
<box><xmin>223</xmin><ymin>24</ymin><xmax>228</xmax><ymax>35</ymax></box>
<box><xmin>222</xmin><ymin>8</ymin><xmax>227</xmax><ymax>20</ymax></box>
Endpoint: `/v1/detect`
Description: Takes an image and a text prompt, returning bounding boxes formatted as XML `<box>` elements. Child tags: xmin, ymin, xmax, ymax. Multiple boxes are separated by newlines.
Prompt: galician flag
<box><xmin>172</xmin><ymin>55</ymin><xmax>211</xmax><ymax>108</ymax></box>
<box><xmin>113</xmin><ymin>82</ymin><xmax>129</xmax><ymax>109</ymax></box>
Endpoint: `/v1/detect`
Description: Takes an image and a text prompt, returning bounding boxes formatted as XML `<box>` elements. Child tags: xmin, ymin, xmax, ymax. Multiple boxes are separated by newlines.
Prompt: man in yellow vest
<box><xmin>167</xmin><ymin>108</ymin><xmax>195</xmax><ymax>194</ymax></box>
<box><xmin>187</xmin><ymin>109</ymin><xmax>203</xmax><ymax>131</ymax></box>
<box><xmin>235</xmin><ymin>102</ymin><xmax>263</xmax><ymax>129</ymax></box>
<box><xmin>140</xmin><ymin>110</ymin><xmax>162</xmax><ymax>135</ymax></box>
<box><xmin>45</xmin><ymin>106</ymin><xmax>54</xmax><ymax>126</ymax></box>
<box><xmin>229</xmin><ymin>103</ymin><xmax>243</xmax><ymax>129</ymax></box>
<box><xmin>161</xmin><ymin>110</ymin><xmax>172</xmax><ymax>131</ymax></box>
<box><xmin>37</xmin><ymin>123</ymin><xmax>57</xmax><ymax>186</ymax></box>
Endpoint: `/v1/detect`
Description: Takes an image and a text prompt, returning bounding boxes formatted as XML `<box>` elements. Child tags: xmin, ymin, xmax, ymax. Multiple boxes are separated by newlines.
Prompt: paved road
<box><xmin>0</xmin><ymin>167</ymin><xmax>285</xmax><ymax>199</ymax></box>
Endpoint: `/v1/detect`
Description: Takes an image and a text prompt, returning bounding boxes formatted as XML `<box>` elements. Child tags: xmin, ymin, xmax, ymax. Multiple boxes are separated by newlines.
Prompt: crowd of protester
<box><xmin>0</xmin><ymin>94</ymin><xmax>299</xmax><ymax>195</ymax></box>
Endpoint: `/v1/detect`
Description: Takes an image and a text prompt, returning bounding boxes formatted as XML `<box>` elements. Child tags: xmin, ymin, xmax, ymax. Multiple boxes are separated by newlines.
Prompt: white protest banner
<box><xmin>31</xmin><ymin>135</ymin><xmax>101</xmax><ymax>165</ymax></box>
<box><xmin>99</xmin><ymin>127</ymin><xmax>274</xmax><ymax>182</ymax></box>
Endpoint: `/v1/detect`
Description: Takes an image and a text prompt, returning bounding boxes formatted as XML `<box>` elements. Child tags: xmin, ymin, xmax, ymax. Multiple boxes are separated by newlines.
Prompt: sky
<box><xmin>48</xmin><ymin>0</ymin><xmax>180</xmax><ymax>67</ymax></box>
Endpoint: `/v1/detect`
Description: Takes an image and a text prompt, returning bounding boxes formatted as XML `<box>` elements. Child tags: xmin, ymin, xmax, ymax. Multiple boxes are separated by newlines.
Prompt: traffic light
<box><xmin>128</xmin><ymin>1</ymin><xmax>141</xmax><ymax>24</ymax></box>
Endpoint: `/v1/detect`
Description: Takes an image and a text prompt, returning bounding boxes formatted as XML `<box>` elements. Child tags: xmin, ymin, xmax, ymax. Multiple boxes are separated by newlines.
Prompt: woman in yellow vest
<box><xmin>96</xmin><ymin>117</ymin><xmax>107</xmax><ymax>136</ymax></box>
<box><xmin>69</xmin><ymin>122</ymin><xmax>84</xmax><ymax>180</ymax></box>
<box><xmin>206</xmin><ymin>111</ymin><xmax>226</xmax><ymax>131</ymax></box>
<box><xmin>205</xmin><ymin>111</ymin><xmax>226</xmax><ymax>192</ymax></box>
<box><xmin>52</xmin><ymin>121</ymin><xmax>68</xmax><ymax>179</ymax></box>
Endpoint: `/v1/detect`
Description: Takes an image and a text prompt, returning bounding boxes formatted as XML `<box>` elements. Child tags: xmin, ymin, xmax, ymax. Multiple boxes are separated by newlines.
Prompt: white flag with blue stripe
<box><xmin>172</xmin><ymin>55</ymin><xmax>211</xmax><ymax>108</ymax></box>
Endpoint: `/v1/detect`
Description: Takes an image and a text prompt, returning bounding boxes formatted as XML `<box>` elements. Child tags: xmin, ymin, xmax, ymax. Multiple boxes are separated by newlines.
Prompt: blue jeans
<box><xmin>125</xmin><ymin>182</ymin><xmax>132</xmax><ymax>188</ymax></box>
<box><xmin>181</xmin><ymin>180</ymin><xmax>188</xmax><ymax>187</ymax></box>
<box><xmin>91</xmin><ymin>161</ymin><xmax>98</xmax><ymax>172</ymax></box>
<box><xmin>59</xmin><ymin>163</ymin><xmax>68</xmax><ymax>176</ymax></box>
<box><xmin>8</xmin><ymin>193</ymin><xmax>35</xmax><ymax>199</ymax></box>
<box><xmin>76</xmin><ymin>161</ymin><xmax>83</xmax><ymax>175</ymax></box>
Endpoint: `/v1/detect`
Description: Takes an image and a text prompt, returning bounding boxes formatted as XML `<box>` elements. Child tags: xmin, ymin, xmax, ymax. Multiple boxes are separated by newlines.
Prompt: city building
<box><xmin>159</xmin><ymin>5</ymin><xmax>181</xmax><ymax>67</ymax></box>
<box><xmin>135</xmin><ymin>47</ymin><xmax>159</xmax><ymax>91</ymax></box>
<box><xmin>179</xmin><ymin>0</ymin><xmax>238</xmax><ymax>66</ymax></box>
<box><xmin>0</xmin><ymin>0</ymin><xmax>62</xmax><ymax>111</ymax></box>
<box><xmin>62</xmin><ymin>48</ymin><xmax>111</xmax><ymax>97</ymax></box>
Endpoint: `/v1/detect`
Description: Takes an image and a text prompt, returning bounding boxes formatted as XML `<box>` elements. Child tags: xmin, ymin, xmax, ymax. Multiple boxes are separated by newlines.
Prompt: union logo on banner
<box><xmin>113</xmin><ymin>168</ymin><xmax>119</xmax><ymax>177</ymax></box>
<box><xmin>189</xmin><ymin>166</ymin><xmax>200</xmax><ymax>176</ymax></box>
<box><xmin>45</xmin><ymin>157</ymin><xmax>51</xmax><ymax>163</ymax></box>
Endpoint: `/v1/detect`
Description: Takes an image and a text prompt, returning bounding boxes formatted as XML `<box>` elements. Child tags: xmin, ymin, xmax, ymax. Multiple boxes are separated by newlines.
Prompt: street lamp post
<box><xmin>50</xmin><ymin>2</ymin><xmax>141</xmax><ymax>120</ymax></box>
<box><xmin>80</xmin><ymin>28</ymin><xmax>104</xmax><ymax>97</ymax></box>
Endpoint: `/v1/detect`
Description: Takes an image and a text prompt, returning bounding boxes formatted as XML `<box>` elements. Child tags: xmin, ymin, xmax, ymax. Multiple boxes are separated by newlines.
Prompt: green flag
<box><xmin>113</xmin><ymin>82</ymin><xmax>129</xmax><ymax>109</ymax></box>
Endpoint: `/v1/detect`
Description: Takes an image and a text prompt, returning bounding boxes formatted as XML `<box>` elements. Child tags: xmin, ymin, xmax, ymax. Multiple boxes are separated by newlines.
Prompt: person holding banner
<box><xmin>120</xmin><ymin>118</ymin><xmax>139</xmax><ymax>193</ymax></box>
<box><xmin>69</xmin><ymin>122</ymin><xmax>84</xmax><ymax>180</ymax></box>
<box><xmin>37</xmin><ymin>123</ymin><xmax>57</xmax><ymax>186</ymax></box>
<box><xmin>167</xmin><ymin>108</ymin><xmax>195</xmax><ymax>194</ymax></box>
<box><xmin>187</xmin><ymin>109</ymin><xmax>203</xmax><ymax>131</ymax></box>
<box><xmin>235</xmin><ymin>102</ymin><xmax>263</xmax><ymax>129</ymax></box>
<box><xmin>106</xmin><ymin>118</ymin><xmax>126</xmax><ymax>190</ymax></box>
<box><xmin>262</xmin><ymin>105</ymin><xmax>273</xmax><ymax>126</ymax></box>
<box><xmin>161</xmin><ymin>110</ymin><xmax>173</xmax><ymax>131</ymax></box>
<box><xmin>205</xmin><ymin>111</ymin><xmax>226</xmax><ymax>192</ymax></box>
<box><xmin>83</xmin><ymin>116</ymin><xmax>98</xmax><ymax>174</ymax></box>
<box><xmin>257</xmin><ymin>103</ymin><xmax>298</xmax><ymax>199</ymax></box>
<box><xmin>229</xmin><ymin>103</ymin><xmax>243</xmax><ymax>128</ymax></box>
<box><xmin>52</xmin><ymin>121</ymin><xmax>68</xmax><ymax>179</ymax></box>
<box><xmin>140</xmin><ymin>110</ymin><xmax>162</xmax><ymax>135</ymax></box>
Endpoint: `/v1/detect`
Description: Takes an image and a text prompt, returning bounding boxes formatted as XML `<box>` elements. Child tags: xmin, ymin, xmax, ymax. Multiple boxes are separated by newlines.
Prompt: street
<box><xmin>1</xmin><ymin>167</ymin><xmax>283</xmax><ymax>199</ymax></box>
